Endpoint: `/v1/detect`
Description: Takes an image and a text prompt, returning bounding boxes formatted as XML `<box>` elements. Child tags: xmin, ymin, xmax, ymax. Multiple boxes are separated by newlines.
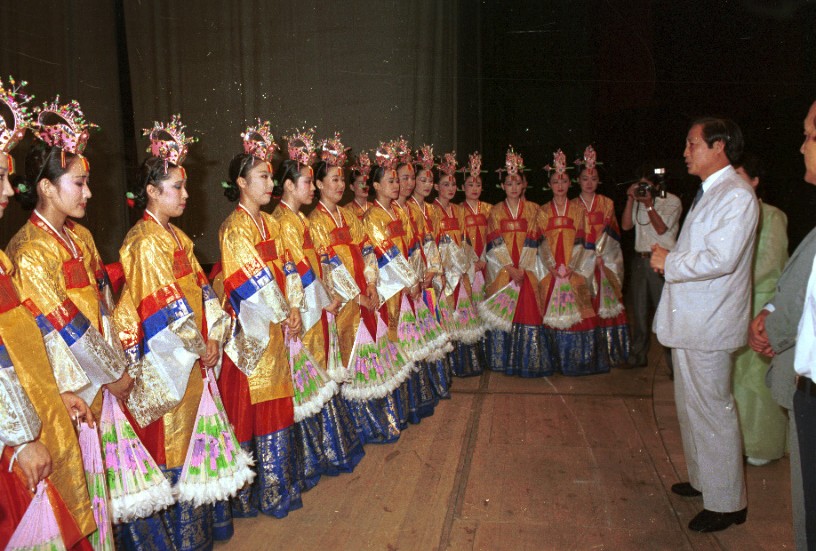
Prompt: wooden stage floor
<box><xmin>223</xmin><ymin>346</ymin><xmax>794</xmax><ymax>550</ymax></box>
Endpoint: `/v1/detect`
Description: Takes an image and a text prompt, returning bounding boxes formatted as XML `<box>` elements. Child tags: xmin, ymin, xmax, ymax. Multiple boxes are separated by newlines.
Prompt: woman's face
<box><xmin>287</xmin><ymin>166</ymin><xmax>315</xmax><ymax>207</ymax></box>
<box><xmin>549</xmin><ymin>172</ymin><xmax>570</xmax><ymax>199</ymax></box>
<box><xmin>414</xmin><ymin>169</ymin><xmax>434</xmax><ymax>198</ymax></box>
<box><xmin>397</xmin><ymin>164</ymin><xmax>416</xmax><ymax>200</ymax></box>
<box><xmin>352</xmin><ymin>175</ymin><xmax>369</xmax><ymax>200</ymax></box>
<box><xmin>240</xmin><ymin>160</ymin><xmax>275</xmax><ymax>208</ymax></box>
<box><xmin>317</xmin><ymin>166</ymin><xmax>345</xmax><ymax>205</ymax></box>
<box><xmin>463</xmin><ymin>176</ymin><xmax>482</xmax><ymax>201</ymax></box>
<box><xmin>0</xmin><ymin>156</ymin><xmax>14</xmax><ymax>219</ymax></box>
<box><xmin>148</xmin><ymin>165</ymin><xmax>188</xmax><ymax>219</ymax></box>
<box><xmin>578</xmin><ymin>168</ymin><xmax>599</xmax><ymax>194</ymax></box>
<box><xmin>502</xmin><ymin>173</ymin><xmax>523</xmax><ymax>200</ymax></box>
<box><xmin>374</xmin><ymin>169</ymin><xmax>399</xmax><ymax>202</ymax></box>
<box><xmin>436</xmin><ymin>175</ymin><xmax>457</xmax><ymax>201</ymax></box>
<box><xmin>42</xmin><ymin>155</ymin><xmax>92</xmax><ymax>219</ymax></box>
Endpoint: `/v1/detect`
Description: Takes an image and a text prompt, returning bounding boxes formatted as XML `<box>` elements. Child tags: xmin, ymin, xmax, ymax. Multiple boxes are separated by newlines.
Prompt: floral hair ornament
<box><xmin>0</xmin><ymin>76</ymin><xmax>34</xmax><ymax>164</ymax></box>
<box><xmin>373</xmin><ymin>141</ymin><xmax>398</xmax><ymax>172</ymax></box>
<box><xmin>34</xmin><ymin>96</ymin><xmax>97</xmax><ymax>168</ymax></box>
<box><xmin>438</xmin><ymin>151</ymin><xmax>458</xmax><ymax>178</ymax></box>
<box><xmin>242</xmin><ymin>119</ymin><xmax>278</xmax><ymax>163</ymax></box>
<box><xmin>125</xmin><ymin>191</ymin><xmax>136</xmax><ymax>208</ymax></box>
<box><xmin>574</xmin><ymin>145</ymin><xmax>602</xmax><ymax>172</ymax></box>
<box><xmin>285</xmin><ymin>127</ymin><xmax>316</xmax><ymax>169</ymax></box>
<box><xmin>461</xmin><ymin>151</ymin><xmax>487</xmax><ymax>180</ymax></box>
<box><xmin>415</xmin><ymin>144</ymin><xmax>435</xmax><ymax>176</ymax></box>
<box><xmin>144</xmin><ymin>114</ymin><xmax>196</xmax><ymax>173</ymax></box>
<box><xmin>351</xmin><ymin>151</ymin><xmax>372</xmax><ymax>182</ymax></box>
<box><xmin>394</xmin><ymin>137</ymin><xmax>413</xmax><ymax>166</ymax></box>
<box><xmin>320</xmin><ymin>132</ymin><xmax>349</xmax><ymax>168</ymax></box>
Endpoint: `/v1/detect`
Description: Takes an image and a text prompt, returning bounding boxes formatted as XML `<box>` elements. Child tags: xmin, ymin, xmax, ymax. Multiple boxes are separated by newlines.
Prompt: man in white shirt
<box><xmin>651</xmin><ymin>117</ymin><xmax>758</xmax><ymax>532</ymax></box>
<box><xmin>621</xmin><ymin>169</ymin><xmax>682</xmax><ymax>370</ymax></box>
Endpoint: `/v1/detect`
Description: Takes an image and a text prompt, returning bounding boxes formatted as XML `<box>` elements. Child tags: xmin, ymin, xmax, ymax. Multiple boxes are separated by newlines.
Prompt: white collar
<box><xmin>701</xmin><ymin>164</ymin><xmax>731</xmax><ymax>193</ymax></box>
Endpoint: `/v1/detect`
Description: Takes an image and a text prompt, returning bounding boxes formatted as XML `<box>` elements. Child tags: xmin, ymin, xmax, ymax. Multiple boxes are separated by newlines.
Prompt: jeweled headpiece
<box><xmin>374</xmin><ymin>141</ymin><xmax>398</xmax><ymax>171</ymax></box>
<box><xmin>438</xmin><ymin>151</ymin><xmax>458</xmax><ymax>177</ymax></box>
<box><xmin>0</xmin><ymin>76</ymin><xmax>34</xmax><ymax>156</ymax></box>
<box><xmin>351</xmin><ymin>151</ymin><xmax>372</xmax><ymax>181</ymax></box>
<box><xmin>544</xmin><ymin>149</ymin><xmax>568</xmax><ymax>176</ymax></box>
<box><xmin>415</xmin><ymin>145</ymin><xmax>435</xmax><ymax>172</ymax></box>
<box><xmin>394</xmin><ymin>137</ymin><xmax>412</xmax><ymax>165</ymax></box>
<box><xmin>463</xmin><ymin>151</ymin><xmax>485</xmax><ymax>179</ymax></box>
<box><xmin>34</xmin><ymin>97</ymin><xmax>97</xmax><ymax>162</ymax></box>
<box><xmin>242</xmin><ymin>119</ymin><xmax>278</xmax><ymax>162</ymax></box>
<box><xmin>497</xmin><ymin>146</ymin><xmax>525</xmax><ymax>177</ymax></box>
<box><xmin>144</xmin><ymin>114</ymin><xmax>195</xmax><ymax>170</ymax></box>
<box><xmin>320</xmin><ymin>132</ymin><xmax>348</xmax><ymax>167</ymax></box>
<box><xmin>285</xmin><ymin>127</ymin><xmax>316</xmax><ymax>167</ymax></box>
<box><xmin>574</xmin><ymin>145</ymin><xmax>599</xmax><ymax>170</ymax></box>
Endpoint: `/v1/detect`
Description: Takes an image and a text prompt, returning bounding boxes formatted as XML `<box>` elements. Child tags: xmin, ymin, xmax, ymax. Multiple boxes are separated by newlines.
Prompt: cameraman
<box><xmin>621</xmin><ymin>169</ymin><xmax>682</xmax><ymax>370</ymax></box>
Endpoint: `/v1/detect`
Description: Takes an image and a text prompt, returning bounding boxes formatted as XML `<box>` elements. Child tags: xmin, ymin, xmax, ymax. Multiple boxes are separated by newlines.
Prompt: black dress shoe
<box><xmin>671</xmin><ymin>482</ymin><xmax>702</xmax><ymax>497</ymax></box>
<box><xmin>688</xmin><ymin>508</ymin><xmax>747</xmax><ymax>532</ymax></box>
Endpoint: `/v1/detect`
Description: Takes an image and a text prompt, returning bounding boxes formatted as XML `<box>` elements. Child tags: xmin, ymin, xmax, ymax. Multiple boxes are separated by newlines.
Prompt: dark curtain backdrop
<box><xmin>1</xmin><ymin>0</ymin><xmax>462</xmax><ymax>263</ymax></box>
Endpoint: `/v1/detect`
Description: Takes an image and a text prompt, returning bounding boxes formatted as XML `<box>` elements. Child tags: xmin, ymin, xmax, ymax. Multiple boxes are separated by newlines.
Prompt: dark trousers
<box><xmin>627</xmin><ymin>254</ymin><xmax>672</xmax><ymax>367</ymax></box>
<box><xmin>794</xmin><ymin>379</ymin><xmax>816</xmax><ymax>549</ymax></box>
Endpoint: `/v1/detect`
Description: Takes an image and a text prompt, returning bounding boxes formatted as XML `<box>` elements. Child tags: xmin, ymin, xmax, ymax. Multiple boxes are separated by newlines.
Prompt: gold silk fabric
<box><xmin>485</xmin><ymin>199</ymin><xmax>542</xmax><ymax>302</ymax></box>
<box><xmin>218</xmin><ymin>208</ymin><xmax>293</xmax><ymax>405</ymax></box>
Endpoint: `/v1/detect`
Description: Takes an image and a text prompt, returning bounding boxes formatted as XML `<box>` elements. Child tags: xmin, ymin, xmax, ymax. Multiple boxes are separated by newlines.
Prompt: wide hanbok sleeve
<box><xmin>11</xmin><ymin>240</ymin><xmax>124</xmax><ymax>404</ymax></box>
<box><xmin>348</xmin><ymin>212</ymin><xmax>379</xmax><ymax>288</ymax></box>
<box><xmin>0</xmin><ymin>366</ymin><xmax>41</xmax><ymax>454</ymax></box>
<box><xmin>310</xmin><ymin>214</ymin><xmax>361</xmax><ymax>304</ymax></box>
<box><xmin>220</xmin><ymin>219</ymin><xmax>290</xmax><ymax>377</ymax></box>
<box><xmin>594</xmin><ymin>199</ymin><xmax>625</xmax><ymax>286</ymax></box>
<box><xmin>484</xmin><ymin>209</ymin><xmax>514</xmax><ymax>285</ymax></box>
<box><xmin>363</xmin><ymin>209</ymin><xmax>418</xmax><ymax>302</ymax></box>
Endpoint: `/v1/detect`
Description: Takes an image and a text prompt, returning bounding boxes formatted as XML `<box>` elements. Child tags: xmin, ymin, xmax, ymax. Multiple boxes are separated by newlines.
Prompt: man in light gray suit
<box><xmin>748</xmin><ymin>100</ymin><xmax>816</xmax><ymax>551</ymax></box>
<box><xmin>651</xmin><ymin>117</ymin><xmax>759</xmax><ymax>533</ymax></box>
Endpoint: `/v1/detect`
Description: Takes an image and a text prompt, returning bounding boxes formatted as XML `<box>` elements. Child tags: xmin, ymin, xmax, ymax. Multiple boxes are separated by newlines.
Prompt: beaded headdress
<box><xmin>0</xmin><ymin>76</ymin><xmax>33</xmax><ymax>157</ymax></box>
<box><xmin>394</xmin><ymin>137</ymin><xmax>413</xmax><ymax>166</ymax></box>
<box><xmin>373</xmin><ymin>141</ymin><xmax>398</xmax><ymax>171</ymax></box>
<box><xmin>351</xmin><ymin>151</ymin><xmax>372</xmax><ymax>182</ymax></box>
<box><xmin>574</xmin><ymin>145</ymin><xmax>600</xmax><ymax>171</ymax></box>
<box><xmin>34</xmin><ymin>97</ymin><xmax>97</xmax><ymax>166</ymax></box>
<box><xmin>415</xmin><ymin>144</ymin><xmax>435</xmax><ymax>173</ymax></box>
<box><xmin>462</xmin><ymin>151</ymin><xmax>486</xmax><ymax>180</ymax></box>
<box><xmin>497</xmin><ymin>146</ymin><xmax>525</xmax><ymax>178</ymax></box>
<box><xmin>242</xmin><ymin>119</ymin><xmax>278</xmax><ymax>162</ymax></box>
<box><xmin>438</xmin><ymin>152</ymin><xmax>458</xmax><ymax>177</ymax></box>
<box><xmin>544</xmin><ymin>149</ymin><xmax>570</xmax><ymax>175</ymax></box>
<box><xmin>143</xmin><ymin>114</ymin><xmax>195</xmax><ymax>171</ymax></box>
<box><xmin>320</xmin><ymin>132</ymin><xmax>348</xmax><ymax>167</ymax></box>
<box><xmin>285</xmin><ymin>127</ymin><xmax>316</xmax><ymax>168</ymax></box>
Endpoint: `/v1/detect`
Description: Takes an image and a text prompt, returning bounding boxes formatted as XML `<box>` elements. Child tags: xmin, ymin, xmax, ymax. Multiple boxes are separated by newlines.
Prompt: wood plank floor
<box><xmin>223</xmin><ymin>345</ymin><xmax>795</xmax><ymax>550</ymax></box>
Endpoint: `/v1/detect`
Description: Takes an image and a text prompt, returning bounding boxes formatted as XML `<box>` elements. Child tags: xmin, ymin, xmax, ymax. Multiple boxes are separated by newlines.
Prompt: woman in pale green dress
<box><xmin>732</xmin><ymin>154</ymin><xmax>789</xmax><ymax>466</ymax></box>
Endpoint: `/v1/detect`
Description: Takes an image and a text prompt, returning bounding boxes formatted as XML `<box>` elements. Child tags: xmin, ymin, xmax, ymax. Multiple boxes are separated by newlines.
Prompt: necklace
<box><xmin>34</xmin><ymin>209</ymin><xmax>81</xmax><ymax>259</ymax></box>
<box><xmin>238</xmin><ymin>203</ymin><xmax>267</xmax><ymax>240</ymax></box>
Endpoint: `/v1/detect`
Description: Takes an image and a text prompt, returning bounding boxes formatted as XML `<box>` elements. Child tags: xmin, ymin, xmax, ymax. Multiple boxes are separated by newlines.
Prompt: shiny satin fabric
<box><xmin>0</xmin><ymin>250</ymin><xmax>95</xmax><ymax>543</ymax></box>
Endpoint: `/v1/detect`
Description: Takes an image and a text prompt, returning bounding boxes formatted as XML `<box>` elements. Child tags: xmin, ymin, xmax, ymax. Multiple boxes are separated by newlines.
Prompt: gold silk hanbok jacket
<box><xmin>272</xmin><ymin>202</ymin><xmax>332</xmax><ymax>367</ymax></box>
<box><xmin>345</xmin><ymin>199</ymin><xmax>371</xmax><ymax>222</ymax></box>
<box><xmin>406</xmin><ymin>198</ymin><xmax>443</xmax><ymax>285</ymax></box>
<box><xmin>362</xmin><ymin>200</ymin><xmax>418</xmax><ymax>340</ymax></box>
<box><xmin>218</xmin><ymin>207</ymin><xmax>293</xmax><ymax>405</ymax></box>
<box><xmin>428</xmin><ymin>200</ymin><xmax>477</xmax><ymax>299</ymax></box>
<box><xmin>484</xmin><ymin>199</ymin><xmax>544</xmax><ymax>301</ymax></box>
<box><xmin>309</xmin><ymin>203</ymin><xmax>378</xmax><ymax>366</ymax></box>
<box><xmin>7</xmin><ymin>215</ymin><xmax>126</xmax><ymax>411</ymax></box>
<box><xmin>0</xmin><ymin>249</ymin><xmax>95</xmax><ymax>541</ymax></box>
<box><xmin>115</xmin><ymin>214</ymin><xmax>230</xmax><ymax>469</ymax></box>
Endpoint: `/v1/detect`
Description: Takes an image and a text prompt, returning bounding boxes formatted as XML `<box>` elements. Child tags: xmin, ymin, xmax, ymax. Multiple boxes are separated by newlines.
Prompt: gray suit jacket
<box><xmin>654</xmin><ymin>165</ymin><xmax>759</xmax><ymax>351</ymax></box>
<box><xmin>765</xmin><ymin>226</ymin><xmax>816</xmax><ymax>409</ymax></box>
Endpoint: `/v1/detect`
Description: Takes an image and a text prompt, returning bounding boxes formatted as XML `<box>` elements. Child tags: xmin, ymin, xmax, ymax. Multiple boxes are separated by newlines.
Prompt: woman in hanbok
<box><xmin>484</xmin><ymin>148</ymin><xmax>551</xmax><ymax>377</ymax></box>
<box><xmin>114</xmin><ymin>116</ymin><xmax>242</xmax><ymax>550</ymax></box>
<box><xmin>393</xmin><ymin>139</ymin><xmax>437</xmax><ymax>422</ymax></box>
<box><xmin>216</xmin><ymin>121</ymin><xmax>302</xmax><ymax>518</ymax></box>
<box><xmin>429</xmin><ymin>153</ymin><xmax>485</xmax><ymax>377</ymax></box>
<box><xmin>458</xmin><ymin>152</ymin><xmax>491</xmax><ymax>362</ymax></box>
<box><xmin>571</xmin><ymin>146</ymin><xmax>629</xmax><ymax>367</ymax></box>
<box><xmin>538</xmin><ymin>150</ymin><xmax>605</xmax><ymax>375</ymax></box>
<box><xmin>362</xmin><ymin>142</ymin><xmax>419</xmax><ymax>430</ymax></box>
<box><xmin>408</xmin><ymin>145</ymin><xmax>453</xmax><ymax>399</ymax></box>
<box><xmin>345</xmin><ymin>152</ymin><xmax>372</xmax><ymax>220</ymax></box>
<box><xmin>309</xmin><ymin>133</ymin><xmax>403</xmax><ymax>443</ymax></box>
<box><xmin>272</xmin><ymin>129</ymin><xmax>364</xmax><ymax>489</ymax></box>
<box><xmin>732</xmin><ymin>155</ymin><xmax>789</xmax><ymax>466</ymax></box>
<box><xmin>1</xmin><ymin>84</ymin><xmax>98</xmax><ymax>549</ymax></box>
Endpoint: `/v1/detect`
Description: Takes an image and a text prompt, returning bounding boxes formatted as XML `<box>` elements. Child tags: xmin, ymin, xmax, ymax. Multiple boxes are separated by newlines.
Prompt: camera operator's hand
<box><xmin>650</xmin><ymin>244</ymin><xmax>668</xmax><ymax>274</ymax></box>
<box><xmin>626</xmin><ymin>183</ymin><xmax>639</xmax><ymax>199</ymax></box>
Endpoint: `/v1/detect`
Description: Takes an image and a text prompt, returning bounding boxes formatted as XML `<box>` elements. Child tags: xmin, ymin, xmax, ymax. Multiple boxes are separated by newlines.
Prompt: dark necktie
<box><xmin>691</xmin><ymin>186</ymin><xmax>704</xmax><ymax>210</ymax></box>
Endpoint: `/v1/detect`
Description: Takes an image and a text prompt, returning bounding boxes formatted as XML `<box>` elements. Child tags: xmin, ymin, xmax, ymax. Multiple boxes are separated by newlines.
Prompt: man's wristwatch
<box><xmin>646</xmin><ymin>206</ymin><xmax>654</xmax><ymax>213</ymax></box>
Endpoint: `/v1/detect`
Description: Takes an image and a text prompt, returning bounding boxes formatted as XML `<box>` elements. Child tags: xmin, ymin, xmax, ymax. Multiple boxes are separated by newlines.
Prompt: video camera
<box><xmin>635</xmin><ymin>168</ymin><xmax>667</xmax><ymax>199</ymax></box>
